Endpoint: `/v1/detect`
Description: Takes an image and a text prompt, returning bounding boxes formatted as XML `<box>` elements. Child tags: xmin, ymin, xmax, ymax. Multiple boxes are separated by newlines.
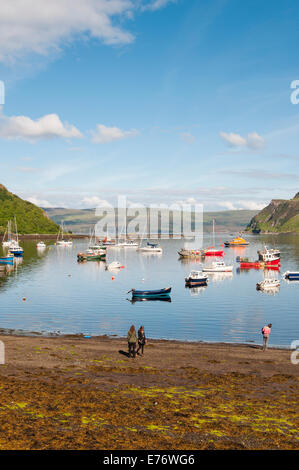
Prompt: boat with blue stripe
<box><xmin>284</xmin><ymin>271</ymin><xmax>299</xmax><ymax>281</ymax></box>
<box><xmin>0</xmin><ymin>255</ymin><xmax>14</xmax><ymax>264</ymax></box>
<box><xmin>128</xmin><ymin>287</ymin><xmax>171</xmax><ymax>299</ymax></box>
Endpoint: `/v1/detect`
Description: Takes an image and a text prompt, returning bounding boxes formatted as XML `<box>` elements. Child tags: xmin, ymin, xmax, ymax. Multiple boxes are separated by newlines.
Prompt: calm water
<box><xmin>0</xmin><ymin>233</ymin><xmax>298</xmax><ymax>347</ymax></box>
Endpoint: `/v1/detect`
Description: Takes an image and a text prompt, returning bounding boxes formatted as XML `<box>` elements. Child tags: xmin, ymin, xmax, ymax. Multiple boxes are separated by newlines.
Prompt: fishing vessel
<box><xmin>257</xmin><ymin>246</ymin><xmax>280</xmax><ymax>264</ymax></box>
<box><xmin>202</xmin><ymin>261</ymin><xmax>233</xmax><ymax>272</ymax></box>
<box><xmin>128</xmin><ymin>287</ymin><xmax>171</xmax><ymax>299</ymax></box>
<box><xmin>77</xmin><ymin>248</ymin><xmax>106</xmax><ymax>262</ymax></box>
<box><xmin>283</xmin><ymin>271</ymin><xmax>299</xmax><ymax>281</ymax></box>
<box><xmin>56</xmin><ymin>223</ymin><xmax>73</xmax><ymax>246</ymax></box>
<box><xmin>203</xmin><ymin>220</ymin><xmax>223</xmax><ymax>256</ymax></box>
<box><xmin>139</xmin><ymin>242</ymin><xmax>163</xmax><ymax>253</ymax></box>
<box><xmin>256</xmin><ymin>278</ymin><xmax>280</xmax><ymax>290</ymax></box>
<box><xmin>178</xmin><ymin>248</ymin><xmax>203</xmax><ymax>258</ymax></box>
<box><xmin>238</xmin><ymin>256</ymin><xmax>280</xmax><ymax>270</ymax></box>
<box><xmin>185</xmin><ymin>271</ymin><xmax>209</xmax><ymax>287</ymax></box>
<box><xmin>224</xmin><ymin>236</ymin><xmax>249</xmax><ymax>247</ymax></box>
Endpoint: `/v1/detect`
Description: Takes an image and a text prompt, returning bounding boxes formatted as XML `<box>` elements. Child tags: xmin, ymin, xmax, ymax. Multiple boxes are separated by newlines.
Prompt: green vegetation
<box><xmin>246</xmin><ymin>193</ymin><xmax>299</xmax><ymax>233</ymax></box>
<box><xmin>0</xmin><ymin>185</ymin><xmax>59</xmax><ymax>234</ymax></box>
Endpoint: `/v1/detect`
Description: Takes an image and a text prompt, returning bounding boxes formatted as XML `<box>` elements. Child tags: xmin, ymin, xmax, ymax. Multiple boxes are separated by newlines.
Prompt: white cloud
<box><xmin>142</xmin><ymin>0</ymin><xmax>176</xmax><ymax>11</ymax></box>
<box><xmin>218</xmin><ymin>200</ymin><xmax>266</xmax><ymax>211</ymax></box>
<box><xmin>27</xmin><ymin>196</ymin><xmax>54</xmax><ymax>208</ymax></box>
<box><xmin>0</xmin><ymin>0</ymin><xmax>178</xmax><ymax>63</ymax></box>
<box><xmin>91</xmin><ymin>124</ymin><xmax>138</xmax><ymax>143</ymax></box>
<box><xmin>220</xmin><ymin>131</ymin><xmax>264</xmax><ymax>150</ymax></box>
<box><xmin>81</xmin><ymin>196</ymin><xmax>111</xmax><ymax>208</ymax></box>
<box><xmin>0</xmin><ymin>108</ymin><xmax>82</xmax><ymax>141</ymax></box>
<box><xmin>0</xmin><ymin>0</ymin><xmax>135</xmax><ymax>63</ymax></box>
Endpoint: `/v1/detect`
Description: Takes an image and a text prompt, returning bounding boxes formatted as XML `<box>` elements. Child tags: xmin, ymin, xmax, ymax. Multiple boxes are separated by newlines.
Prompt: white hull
<box><xmin>57</xmin><ymin>240</ymin><xmax>73</xmax><ymax>246</ymax></box>
<box><xmin>202</xmin><ymin>266</ymin><xmax>233</xmax><ymax>272</ymax></box>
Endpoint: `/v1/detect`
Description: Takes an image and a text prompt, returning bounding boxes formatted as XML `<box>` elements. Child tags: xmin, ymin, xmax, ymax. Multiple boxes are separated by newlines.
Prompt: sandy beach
<box><xmin>0</xmin><ymin>333</ymin><xmax>297</xmax><ymax>450</ymax></box>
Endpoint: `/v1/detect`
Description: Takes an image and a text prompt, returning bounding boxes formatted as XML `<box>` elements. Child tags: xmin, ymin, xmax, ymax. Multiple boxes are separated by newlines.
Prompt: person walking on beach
<box><xmin>261</xmin><ymin>323</ymin><xmax>272</xmax><ymax>351</ymax></box>
<box><xmin>137</xmin><ymin>326</ymin><xmax>146</xmax><ymax>356</ymax></box>
<box><xmin>127</xmin><ymin>325</ymin><xmax>137</xmax><ymax>358</ymax></box>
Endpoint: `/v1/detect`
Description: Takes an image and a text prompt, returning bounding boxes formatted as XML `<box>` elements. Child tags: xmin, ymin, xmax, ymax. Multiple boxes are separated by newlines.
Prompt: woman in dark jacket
<box><xmin>137</xmin><ymin>326</ymin><xmax>146</xmax><ymax>356</ymax></box>
<box><xmin>127</xmin><ymin>325</ymin><xmax>138</xmax><ymax>358</ymax></box>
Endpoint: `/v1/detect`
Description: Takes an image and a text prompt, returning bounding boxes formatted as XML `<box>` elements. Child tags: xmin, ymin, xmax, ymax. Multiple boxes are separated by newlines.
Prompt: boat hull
<box><xmin>284</xmin><ymin>272</ymin><xmax>299</xmax><ymax>280</ymax></box>
<box><xmin>131</xmin><ymin>287</ymin><xmax>171</xmax><ymax>299</ymax></box>
<box><xmin>0</xmin><ymin>256</ymin><xmax>14</xmax><ymax>263</ymax></box>
<box><xmin>185</xmin><ymin>278</ymin><xmax>208</xmax><ymax>286</ymax></box>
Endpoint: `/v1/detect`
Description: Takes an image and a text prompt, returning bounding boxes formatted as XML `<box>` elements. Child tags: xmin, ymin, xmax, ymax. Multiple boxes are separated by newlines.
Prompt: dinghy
<box><xmin>128</xmin><ymin>287</ymin><xmax>171</xmax><ymax>299</ymax></box>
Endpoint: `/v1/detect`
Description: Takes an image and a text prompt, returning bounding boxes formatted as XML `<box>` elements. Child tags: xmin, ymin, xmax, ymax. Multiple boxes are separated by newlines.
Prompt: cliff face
<box><xmin>0</xmin><ymin>185</ymin><xmax>59</xmax><ymax>234</ymax></box>
<box><xmin>246</xmin><ymin>193</ymin><xmax>299</xmax><ymax>233</ymax></box>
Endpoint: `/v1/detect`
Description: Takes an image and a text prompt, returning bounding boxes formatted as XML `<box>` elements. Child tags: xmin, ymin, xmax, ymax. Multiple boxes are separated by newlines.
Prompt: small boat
<box><xmin>139</xmin><ymin>242</ymin><xmax>162</xmax><ymax>253</ymax></box>
<box><xmin>257</xmin><ymin>246</ymin><xmax>280</xmax><ymax>265</ymax></box>
<box><xmin>114</xmin><ymin>240</ymin><xmax>138</xmax><ymax>247</ymax></box>
<box><xmin>238</xmin><ymin>257</ymin><xmax>280</xmax><ymax>270</ymax></box>
<box><xmin>224</xmin><ymin>236</ymin><xmax>249</xmax><ymax>247</ymax></box>
<box><xmin>9</xmin><ymin>246</ymin><xmax>24</xmax><ymax>257</ymax></box>
<box><xmin>203</xmin><ymin>220</ymin><xmax>223</xmax><ymax>256</ymax></box>
<box><xmin>36</xmin><ymin>241</ymin><xmax>46</xmax><ymax>248</ymax></box>
<box><xmin>77</xmin><ymin>248</ymin><xmax>106</xmax><ymax>262</ymax></box>
<box><xmin>178</xmin><ymin>248</ymin><xmax>203</xmax><ymax>258</ymax></box>
<box><xmin>129</xmin><ymin>287</ymin><xmax>171</xmax><ymax>299</ymax></box>
<box><xmin>106</xmin><ymin>261</ymin><xmax>123</xmax><ymax>270</ymax></box>
<box><xmin>283</xmin><ymin>271</ymin><xmax>299</xmax><ymax>281</ymax></box>
<box><xmin>56</xmin><ymin>222</ymin><xmax>73</xmax><ymax>246</ymax></box>
<box><xmin>256</xmin><ymin>278</ymin><xmax>280</xmax><ymax>290</ymax></box>
<box><xmin>185</xmin><ymin>271</ymin><xmax>209</xmax><ymax>287</ymax></box>
<box><xmin>0</xmin><ymin>255</ymin><xmax>14</xmax><ymax>264</ymax></box>
<box><xmin>202</xmin><ymin>261</ymin><xmax>233</xmax><ymax>272</ymax></box>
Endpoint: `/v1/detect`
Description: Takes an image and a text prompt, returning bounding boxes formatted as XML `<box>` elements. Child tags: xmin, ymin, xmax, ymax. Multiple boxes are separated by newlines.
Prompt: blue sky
<box><xmin>0</xmin><ymin>0</ymin><xmax>298</xmax><ymax>211</ymax></box>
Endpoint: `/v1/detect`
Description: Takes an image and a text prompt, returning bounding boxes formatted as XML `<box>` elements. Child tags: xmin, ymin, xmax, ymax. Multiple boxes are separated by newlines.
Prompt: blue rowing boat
<box><xmin>284</xmin><ymin>271</ymin><xmax>299</xmax><ymax>281</ymax></box>
<box><xmin>129</xmin><ymin>287</ymin><xmax>171</xmax><ymax>299</ymax></box>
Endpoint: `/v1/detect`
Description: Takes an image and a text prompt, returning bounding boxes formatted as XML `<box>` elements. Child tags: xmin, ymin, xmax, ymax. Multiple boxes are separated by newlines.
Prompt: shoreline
<box><xmin>0</xmin><ymin>333</ymin><xmax>297</xmax><ymax>449</ymax></box>
<box><xmin>0</xmin><ymin>327</ymin><xmax>291</xmax><ymax>350</ymax></box>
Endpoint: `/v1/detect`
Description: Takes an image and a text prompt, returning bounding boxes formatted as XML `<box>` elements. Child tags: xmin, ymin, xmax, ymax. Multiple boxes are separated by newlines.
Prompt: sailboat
<box><xmin>56</xmin><ymin>222</ymin><xmax>73</xmax><ymax>246</ymax></box>
<box><xmin>203</xmin><ymin>219</ymin><xmax>223</xmax><ymax>256</ymax></box>
<box><xmin>8</xmin><ymin>216</ymin><xmax>24</xmax><ymax>256</ymax></box>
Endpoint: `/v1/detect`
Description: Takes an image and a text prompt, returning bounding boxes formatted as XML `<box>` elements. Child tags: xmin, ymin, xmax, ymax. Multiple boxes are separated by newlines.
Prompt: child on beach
<box><xmin>261</xmin><ymin>323</ymin><xmax>272</xmax><ymax>351</ymax></box>
<box><xmin>137</xmin><ymin>326</ymin><xmax>146</xmax><ymax>356</ymax></box>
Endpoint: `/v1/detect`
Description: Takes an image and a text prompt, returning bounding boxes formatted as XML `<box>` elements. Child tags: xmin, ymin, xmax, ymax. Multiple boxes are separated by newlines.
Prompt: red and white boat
<box><xmin>203</xmin><ymin>220</ymin><xmax>223</xmax><ymax>257</ymax></box>
<box><xmin>257</xmin><ymin>246</ymin><xmax>280</xmax><ymax>265</ymax></box>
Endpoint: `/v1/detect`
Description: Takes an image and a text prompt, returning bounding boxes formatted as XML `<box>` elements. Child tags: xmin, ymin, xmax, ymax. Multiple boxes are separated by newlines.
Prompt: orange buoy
<box><xmin>112</xmin><ymin>276</ymin><xmax>115</xmax><ymax>280</ymax></box>
<box><xmin>22</xmin><ymin>298</ymin><xmax>26</xmax><ymax>301</ymax></box>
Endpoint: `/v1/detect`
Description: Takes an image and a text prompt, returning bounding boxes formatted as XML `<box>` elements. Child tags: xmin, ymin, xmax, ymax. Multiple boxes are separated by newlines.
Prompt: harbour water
<box><xmin>0</xmin><ymin>233</ymin><xmax>298</xmax><ymax>347</ymax></box>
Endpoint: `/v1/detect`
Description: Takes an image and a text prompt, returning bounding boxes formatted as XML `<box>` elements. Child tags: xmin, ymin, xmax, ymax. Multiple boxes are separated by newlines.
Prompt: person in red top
<box><xmin>261</xmin><ymin>323</ymin><xmax>272</xmax><ymax>350</ymax></box>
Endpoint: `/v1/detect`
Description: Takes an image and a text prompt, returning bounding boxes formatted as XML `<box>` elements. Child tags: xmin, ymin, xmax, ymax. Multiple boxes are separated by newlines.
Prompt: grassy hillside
<box><xmin>45</xmin><ymin>207</ymin><xmax>257</xmax><ymax>234</ymax></box>
<box><xmin>0</xmin><ymin>185</ymin><xmax>59</xmax><ymax>234</ymax></box>
<box><xmin>246</xmin><ymin>193</ymin><xmax>299</xmax><ymax>233</ymax></box>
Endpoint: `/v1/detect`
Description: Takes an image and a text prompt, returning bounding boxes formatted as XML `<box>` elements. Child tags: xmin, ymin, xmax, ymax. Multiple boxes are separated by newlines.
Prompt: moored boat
<box><xmin>0</xmin><ymin>255</ymin><xmax>14</xmax><ymax>264</ymax></box>
<box><xmin>224</xmin><ymin>236</ymin><xmax>249</xmax><ymax>247</ymax></box>
<box><xmin>106</xmin><ymin>261</ymin><xmax>123</xmax><ymax>270</ymax></box>
<box><xmin>202</xmin><ymin>261</ymin><xmax>233</xmax><ymax>272</ymax></box>
<box><xmin>185</xmin><ymin>271</ymin><xmax>209</xmax><ymax>287</ymax></box>
<box><xmin>139</xmin><ymin>242</ymin><xmax>162</xmax><ymax>253</ymax></box>
<box><xmin>203</xmin><ymin>219</ymin><xmax>223</xmax><ymax>256</ymax></box>
<box><xmin>283</xmin><ymin>271</ymin><xmax>299</xmax><ymax>281</ymax></box>
<box><xmin>36</xmin><ymin>241</ymin><xmax>46</xmax><ymax>248</ymax></box>
<box><xmin>257</xmin><ymin>246</ymin><xmax>280</xmax><ymax>265</ymax></box>
<box><xmin>56</xmin><ymin>222</ymin><xmax>73</xmax><ymax>246</ymax></box>
<box><xmin>238</xmin><ymin>256</ymin><xmax>280</xmax><ymax>270</ymax></box>
<box><xmin>129</xmin><ymin>287</ymin><xmax>171</xmax><ymax>299</ymax></box>
<box><xmin>178</xmin><ymin>248</ymin><xmax>203</xmax><ymax>258</ymax></box>
<box><xmin>77</xmin><ymin>248</ymin><xmax>106</xmax><ymax>262</ymax></box>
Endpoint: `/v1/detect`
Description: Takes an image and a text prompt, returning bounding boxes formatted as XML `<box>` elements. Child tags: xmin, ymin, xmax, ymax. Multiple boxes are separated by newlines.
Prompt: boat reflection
<box><xmin>208</xmin><ymin>272</ymin><xmax>233</xmax><ymax>283</ymax></box>
<box><xmin>128</xmin><ymin>297</ymin><xmax>172</xmax><ymax>304</ymax></box>
<box><xmin>186</xmin><ymin>285</ymin><xmax>208</xmax><ymax>296</ymax></box>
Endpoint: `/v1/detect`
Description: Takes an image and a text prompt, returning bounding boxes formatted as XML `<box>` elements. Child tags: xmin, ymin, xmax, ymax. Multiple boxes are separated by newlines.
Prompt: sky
<box><xmin>0</xmin><ymin>0</ymin><xmax>299</xmax><ymax>212</ymax></box>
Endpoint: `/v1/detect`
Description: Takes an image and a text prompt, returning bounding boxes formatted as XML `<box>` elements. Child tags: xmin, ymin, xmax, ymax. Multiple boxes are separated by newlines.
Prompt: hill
<box><xmin>0</xmin><ymin>185</ymin><xmax>59</xmax><ymax>234</ymax></box>
<box><xmin>45</xmin><ymin>207</ymin><xmax>257</xmax><ymax>234</ymax></box>
<box><xmin>246</xmin><ymin>192</ymin><xmax>299</xmax><ymax>233</ymax></box>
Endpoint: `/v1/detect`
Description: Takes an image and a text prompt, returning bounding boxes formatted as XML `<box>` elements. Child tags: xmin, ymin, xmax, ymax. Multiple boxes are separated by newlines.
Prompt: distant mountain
<box><xmin>45</xmin><ymin>207</ymin><xmax>257</xmax><ymax>234</ymax></box>
<box><xmin>246</xmin><ymin>193</ymin><xmax>299</xmax><ymax>233</ymax></box>
<box><xmin>0</xmin><ymin>185</ymin><xmax>59</xmax><ymax>234</ymax></box>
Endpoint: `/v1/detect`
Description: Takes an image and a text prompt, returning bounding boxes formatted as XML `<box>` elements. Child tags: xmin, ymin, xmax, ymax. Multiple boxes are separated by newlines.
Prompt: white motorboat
<box><xmin>202</xmin><ymin>261</ymin><xmax>233</xmax><ymax>272</ymax></box>
<box><xmin>185</xmin><ymin>270</ymin><xmax>209</xmax><ymax>286</ymax></box>
<box><xmin>256</xmin><ymin>278</ymin><xmax>280</xmax><ymax>290</ymax></box>
<box><xmin>139</xmin><ymin>242</ymin><xmax>163</xmax><ymax>253</ymax></box>
<box><xmin>106</xmin><ymin>261</ymin><xmax>123</xmax><ymax>270</ymax></box>
<box><xmin>36</xmin><ymin>241</ymin><xmax>46</xmax><ymax>248</ymax></box>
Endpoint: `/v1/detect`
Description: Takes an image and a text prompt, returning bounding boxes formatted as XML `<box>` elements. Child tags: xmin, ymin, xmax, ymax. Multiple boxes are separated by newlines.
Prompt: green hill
<box><xmin>246</xmin><ymin>192</ymin><xmax>299</xmax><ymax>233</ymax></box>
<box><xmin>45</xmin><ymin>207</ymin><xmax>257</xmax><ymax>234</ymax></box>
<box><xmin>0</xmin><ymin>185</ymin><xmax>59</xmax><ymax>234</ymax></box>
